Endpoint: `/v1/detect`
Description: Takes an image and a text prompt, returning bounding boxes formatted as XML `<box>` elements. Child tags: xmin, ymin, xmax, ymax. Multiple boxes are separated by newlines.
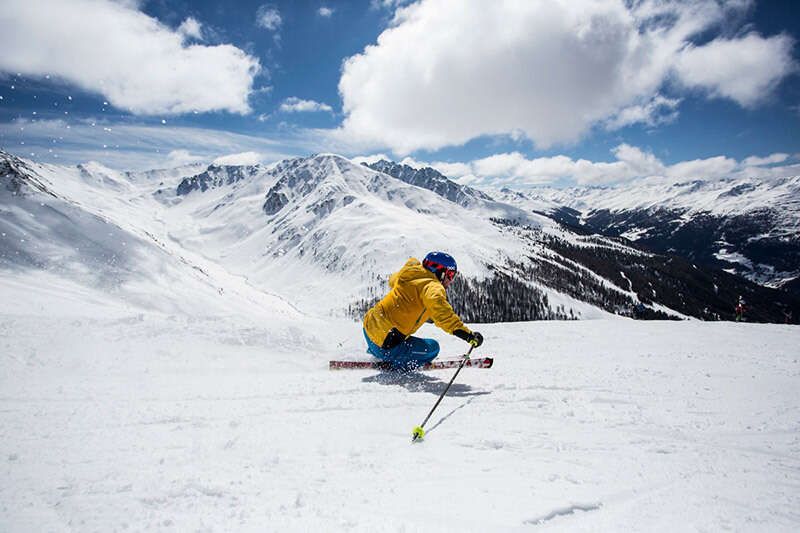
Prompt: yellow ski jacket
<box><xmin>363</xmin><ymin>257</ymin><xmax>472</xmax><ymax>347</ymax></box>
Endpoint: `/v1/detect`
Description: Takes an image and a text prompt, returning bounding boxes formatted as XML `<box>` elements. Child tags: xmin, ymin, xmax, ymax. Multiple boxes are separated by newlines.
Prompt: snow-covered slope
<box><xmin>0</xmin><ymin>150</ymin><xmax>300</xmax><ymax>318</ymax></box>
<box><xmin>1</xmin><ymin>280</ymin><xmax>798</xmax><ymax>532</ymax></box>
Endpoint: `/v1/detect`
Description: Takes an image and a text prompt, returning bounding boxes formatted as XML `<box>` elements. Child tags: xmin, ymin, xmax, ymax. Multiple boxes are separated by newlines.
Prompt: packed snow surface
<box><xmin>2</xmin><ymin>275</ymin><xmax>798</xmax><ymax>532</ymax></box>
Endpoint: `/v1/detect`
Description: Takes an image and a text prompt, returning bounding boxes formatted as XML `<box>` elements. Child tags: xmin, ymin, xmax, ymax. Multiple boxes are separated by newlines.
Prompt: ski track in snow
<box><xmin>1</xmin><ymin>281</ymin><xmax>799</xmax><ymax>532</ymax></box>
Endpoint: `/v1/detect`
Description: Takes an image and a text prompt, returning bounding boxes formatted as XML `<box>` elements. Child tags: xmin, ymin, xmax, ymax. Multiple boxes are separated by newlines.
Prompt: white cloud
<box><xmin>611</xmin><ymin>144</ymin><xmax>665</xmax><ymax>176</ymax></box>
<box><xmin>408</xmin><ymin>146</ymin><xmax>798</xmax><ymax>187</ymax></box>
<box><xmin>675</xmin><ymin>33</ymin><xmax>796</xmax><ymax>107</ymax></box>
<box><xmin>350</xmin><ymin>153</ymin><xmax>392</xmax><ymax>165</ymax></box>
<box><xmin>604</xmin><ymin>95</ymin><xmax>681</xmax><ymax>131</ymax></box>
<box><xmin>256</xmin><ymin>5</ymin><xmax>282</xmax><ymax>31</ymax></box>
<box><xmin>666</xmin><ymin>156</ymin><xmax>738</xmax><ymax>181</ymax></box>
<box><xmin>0</xmin><ymin>0</ymin><xmax>260</xmax><ymax>116</ymax></box>
<box><xmin>166</xmin><ymin>149</ymin><xmax>205</xmax><ymax>166</ymax></box>
<box><xmin>370</xmin><ymin>0</ymin><xmax>413</xmax><ymax>9</ymax></box>
<box><xmin>338</xmin><ymin>0</ymin><xmax>795</xmax><ymax>154</ymax></box>
<box><xmin>177</xmin><ymin>17</ymin><xmax>203</xmax><ymax>41</ymax></box>
<box><xmin>213</xmin><ymin>152</ymin><xmax>264</xmax><ymax>166</ymax></box>
<box><xmin>279</xmin><ymin>97</ymin><xmax>334</xmax><ymax>113</ymax></box>
<box><xmin>0</xmin><ymin>118</ymin><xmax>300</xmax><ymax>170</ymax></box>
<box><xmin>318</xmin><ymin>7</ymin><xmax>334</xmax><ymax>17</ymax></box>
<box><xmin>742</xmin><ymin>153</ymin><xmax>789</xmax><ymax>167</ymax></box>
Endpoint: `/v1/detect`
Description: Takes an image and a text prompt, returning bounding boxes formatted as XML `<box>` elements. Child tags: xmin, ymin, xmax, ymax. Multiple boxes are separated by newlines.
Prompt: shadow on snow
<box><xmin>361</xmin><ymin>371</ymin><xmax>491</xmax><ymax>398</ymax></box>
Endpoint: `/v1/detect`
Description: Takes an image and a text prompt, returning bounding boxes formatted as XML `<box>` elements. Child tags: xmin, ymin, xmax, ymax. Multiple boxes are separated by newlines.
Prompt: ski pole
<box><xmin>411</xmin><ymin>342</ymin><xmax>477</xmax><ymax>442</ymax></box>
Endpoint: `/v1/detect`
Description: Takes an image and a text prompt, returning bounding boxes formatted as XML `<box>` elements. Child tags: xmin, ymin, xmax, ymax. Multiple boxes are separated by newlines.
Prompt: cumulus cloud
<box><xmin>675</xmin><ymin>33</ymin><xmax>796</xmax><ymax>107</ymax></box>
<box><xmin>177</xmin><ymin>17</ymin><xmax>203</xmax><ymax>41</ymax></box>
<box><xmin>605</xmin><ymin>95</ymin><xmax>681</xmax><ymax>131</ymax></box>
<box><xmin>666</xmin><ymin>156</ymin><xmax>738</xmax><ymax>182</ymax></box>
<box><xmin>279</xmin><ymin>97</ymin><xmax>334</xmax><ymax>113</ymax></box>
<box><xmin>350</xmin><ymin>153</ymin><xmax>392</xmax><ymax>165</ymax></box>
<box><xmin>0</xmin><ymin>0</ymin><xmax>260</xmax><ymax>115</ymax></box>
<box><xmin>742</xmin><ymin>153</ymin><xmax>789</xmax><ymax>167</ymax></box>
<box><xmin>339</xmin><ymin>0</ymin><xmax>796</xmax><ymax>154</ymax></box>
<box><xmin>256</xmin><ymin>5</ymin><xmax>282</xmax><ymax>31</ymax></box>
<box><xmin>166</xmin><ymin>149</ymin><xmax>205</xmax><ymax>166</ymax></box>
<box><xmin>318</xmin><ymin>7</ymin><xmax>334</xmax><ymax>17</ymax></box>
<box><xmin>407</xmin><ymin>147</ymin><xmax>798</xmax><ymax>187</ymax></box>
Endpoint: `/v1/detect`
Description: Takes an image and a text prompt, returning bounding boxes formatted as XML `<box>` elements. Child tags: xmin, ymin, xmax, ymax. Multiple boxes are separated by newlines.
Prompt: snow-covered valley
<box><xmin>2</xmin><ymin>275</ymin><xmax>798</xmax><ymax>531</ymax></box>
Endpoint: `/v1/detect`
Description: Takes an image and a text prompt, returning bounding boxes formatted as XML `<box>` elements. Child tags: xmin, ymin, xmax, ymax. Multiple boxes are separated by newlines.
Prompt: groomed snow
<box><xmin>2</xmin><ymin>278</ymin><xmax>798</xmax><ymax>532</ymax></box>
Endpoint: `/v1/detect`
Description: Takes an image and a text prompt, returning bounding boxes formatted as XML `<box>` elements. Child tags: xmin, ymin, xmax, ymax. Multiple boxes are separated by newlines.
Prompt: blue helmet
<box><xmin>423</xmin><ymin>251</ymin><xmax>457</xmax><ymax>287</ymax></box>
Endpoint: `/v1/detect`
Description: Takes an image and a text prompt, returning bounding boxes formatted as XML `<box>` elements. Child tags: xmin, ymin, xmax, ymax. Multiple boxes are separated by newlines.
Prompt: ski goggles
<box><xmin>442</xmin><ymin>268</ymin><xmax>456</xmax><ymax>288</ymax></box>
<box><xmin>424</xmin><ymin>259</ymin><xmax>458</xmax><ymax>287</ymax></box>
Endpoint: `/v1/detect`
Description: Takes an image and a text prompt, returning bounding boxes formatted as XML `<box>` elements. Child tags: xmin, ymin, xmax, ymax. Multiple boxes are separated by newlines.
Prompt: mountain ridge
<box><xmin>2</xmin><ymin>149</ymin><xmax>798</xmax><ymax>323</ymax></box>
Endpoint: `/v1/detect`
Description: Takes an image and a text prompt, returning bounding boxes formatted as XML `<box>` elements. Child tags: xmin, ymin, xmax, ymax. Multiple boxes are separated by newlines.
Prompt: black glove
<box><xmin>454</xmin><ymin>329</ymin><xmax>483</xmax><ymax>348</ymax></box>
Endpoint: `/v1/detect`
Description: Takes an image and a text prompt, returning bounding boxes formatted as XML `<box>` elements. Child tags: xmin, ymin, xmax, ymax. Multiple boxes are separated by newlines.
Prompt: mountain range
<box><xmin>493</xmin><ymin>176</ymin><xmax>800</xmax><ymax>295</ymax></box>
<box><xmin>1</xmin><ymin>149</ymin><xmax>797</xmax><ymax>323</ymax></box>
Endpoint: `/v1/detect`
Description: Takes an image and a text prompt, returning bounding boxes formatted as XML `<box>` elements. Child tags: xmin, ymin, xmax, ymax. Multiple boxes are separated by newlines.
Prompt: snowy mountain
<box><xmin>365</xmin><ymin>159</ymin><xmax>493</xmax><ymax>208</ymax></box>
<box><xmin>2</xmin><ymin>149</ymin><xmax>798</xmax><ymax>323</ymax></box>
<box><xmin>494</xmin><ymin>177</ymin><xmax>800</xmax><ymax>294</ymax></box>
<box><xmin>0</xmin><ymin>150</ymin><xmax>300</xmax><ymax>317</ymax></box>
<box><xmin>176</xmin><ymin>163</ymin><xmax>264</xmax><ymax>196</ymax></box>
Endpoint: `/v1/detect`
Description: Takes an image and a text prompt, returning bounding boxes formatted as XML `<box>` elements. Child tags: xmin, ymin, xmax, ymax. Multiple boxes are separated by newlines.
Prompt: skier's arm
<box><xmin>421</xmin><ymin>282</ymin><xmax>470</xmax><ymax>335</ymax></box>
<box><xmin>388</xmin><ymin>271</ymin><xmax>399</xmax><ymax>289</ymax></box>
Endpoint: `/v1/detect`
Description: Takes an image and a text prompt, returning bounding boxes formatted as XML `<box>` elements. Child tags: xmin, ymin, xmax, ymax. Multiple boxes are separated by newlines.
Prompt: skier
<box><xmin>363</xmin><ymin>251</ymin><xmax>483</xmax><ymax>369</ymax></box>
<box><xmin>735</xmin><ymin>295</ymin><xmax>746</xmax><ymax>322</ymax></box>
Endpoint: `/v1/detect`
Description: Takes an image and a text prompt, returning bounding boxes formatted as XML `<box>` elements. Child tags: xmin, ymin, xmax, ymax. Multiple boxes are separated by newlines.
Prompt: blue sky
<box><xmin>0</xmin><ymin>0</ymin><xmax>798</xmax><ymax>188</ymax></box>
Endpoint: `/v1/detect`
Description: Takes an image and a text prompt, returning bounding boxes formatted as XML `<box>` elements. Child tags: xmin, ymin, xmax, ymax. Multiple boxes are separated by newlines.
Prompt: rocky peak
<box><xmin>0</xmin><ymin>150</ymin><xmax>54</xmax><ymax>197</ymax></box>
<box><xmin>365</xmin><ymin>159</ymin><xmax>493</xmax><ymax>207</ymax></box>
<box><xmin>176</xmin><ymin>164</ymin><xmax>262</xmax><ymax>196</ymax></box>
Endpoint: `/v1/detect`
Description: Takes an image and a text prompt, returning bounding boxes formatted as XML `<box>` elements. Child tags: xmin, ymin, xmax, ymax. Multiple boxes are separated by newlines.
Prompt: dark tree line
<box><xmin>446</xmin><ymin>271</ymin><xmax>573</xmax><ymax>322</ymax></box>
<box><xmin>346</xmin><ymin>270</ymin><xmax>574</xmax><ymax>323</ymax></box>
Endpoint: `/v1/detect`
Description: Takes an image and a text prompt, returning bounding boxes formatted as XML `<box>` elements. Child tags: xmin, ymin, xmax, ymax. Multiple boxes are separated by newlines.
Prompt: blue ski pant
<box><xmin>363</xmin><ymin>329</ymin><xmax>439</xmax><ymax>368</ymax></box>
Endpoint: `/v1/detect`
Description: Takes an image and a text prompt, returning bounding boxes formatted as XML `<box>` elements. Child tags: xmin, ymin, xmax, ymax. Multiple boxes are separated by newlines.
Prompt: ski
<box><xmin>329</xmin><ymin>356</ymin><xmax>493</xmax><ymax>370</ymax></box>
